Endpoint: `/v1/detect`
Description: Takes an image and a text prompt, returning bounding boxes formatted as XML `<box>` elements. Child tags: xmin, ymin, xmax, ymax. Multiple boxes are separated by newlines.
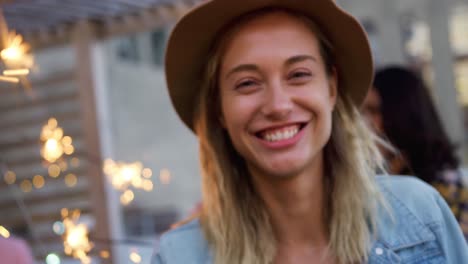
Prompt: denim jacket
<box><xmin>153</xmin><ymin>176</ymin><xmax>468</xmax><ymax>263</ymax></box>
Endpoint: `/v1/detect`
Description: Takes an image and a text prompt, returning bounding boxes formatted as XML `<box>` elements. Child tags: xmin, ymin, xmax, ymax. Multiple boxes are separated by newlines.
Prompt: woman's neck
<box><xmin>249</xmin><ymin>159</ymin><xmax>329</xmax><ymax>247</ymax></box>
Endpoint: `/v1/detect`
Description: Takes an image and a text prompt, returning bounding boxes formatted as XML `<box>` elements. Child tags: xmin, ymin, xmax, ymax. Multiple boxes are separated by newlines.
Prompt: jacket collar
<box><xmin>376</xmin><ymin>179</ymin><xmax>436</xmax><ymax>250</ymax></box>
<box><xmin>368</xmin><ymin>179</ymin><xmax>437</xmax><ymax>263</ymax></box>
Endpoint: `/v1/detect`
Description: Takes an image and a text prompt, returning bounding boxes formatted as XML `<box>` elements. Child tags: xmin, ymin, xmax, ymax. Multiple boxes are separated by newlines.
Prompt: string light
<box><xmin>60</xmin><ymin>208</ymin><xmax>93</xmax><ymax>264</ymax></box>
<box><xmin>103</xmin><ymin>159</ymin><xmax>154</xmax><ymax>205</ymax></box>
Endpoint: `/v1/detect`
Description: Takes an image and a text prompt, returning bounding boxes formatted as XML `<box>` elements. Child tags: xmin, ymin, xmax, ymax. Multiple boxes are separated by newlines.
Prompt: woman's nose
<box><xmin>261</xmin><ymin>82</ymin><xmax>293</xmax><ymax>120</ymax></box>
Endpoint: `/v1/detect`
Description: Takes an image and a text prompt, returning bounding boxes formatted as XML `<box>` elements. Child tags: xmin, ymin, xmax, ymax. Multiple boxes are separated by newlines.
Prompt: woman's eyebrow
<box><xmin>285</xmin><ymin>55</ymin><xmax>317</xmax><ymax>66</ymax></box>
<box><xmin>224</xmin><ymin>64</ymin><xmax>259</xmax><ymax>80</ymax></box>
<box><xmin>224</xmin><ymin>55</ymin><xmax>316</xmax><ymax>80</ymax></box>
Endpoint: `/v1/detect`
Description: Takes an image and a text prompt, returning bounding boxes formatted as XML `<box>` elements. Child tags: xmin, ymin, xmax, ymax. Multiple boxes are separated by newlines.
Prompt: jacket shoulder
<box><xmin>374</xmin><ymin>175</ymin><xmax>468</xmax><ymax>262</ymax></box>
<box><xmin>376</xmin><ymin>175</ymin><xmax>448</xmax><ymax>230</ymax></box>
<box><xmin>154</xmin><ymin>219</ymin><xmax>211</xmax><ymax>264</ymax></box>
<box><xmin>375</xmin><ymin>175</ymin><xmax>439</xmax><ymax>247</ymax></box>
<box><xmin>376</xmin><ymin>175</ymin><xmax>439</xmax><ymax>213</ymax></box>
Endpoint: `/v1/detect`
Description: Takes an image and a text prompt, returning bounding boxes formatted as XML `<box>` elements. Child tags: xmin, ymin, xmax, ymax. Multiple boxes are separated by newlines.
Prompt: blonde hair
<box><xmin>193</xmin><ymin>8</ymin><xmax>386</xmax><ymax>264</ymax></box>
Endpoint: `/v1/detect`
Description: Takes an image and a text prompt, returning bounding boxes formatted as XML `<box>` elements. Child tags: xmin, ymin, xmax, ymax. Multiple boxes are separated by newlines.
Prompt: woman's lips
<box><xmin>254</xmin><ymin>122</ymin><xmax>307</xmax><ymax>148</ymax></box>
<box><xmin>258</xmin><ymin>124</ymin><xmax>300</xmax><ymax>142</ymax></box>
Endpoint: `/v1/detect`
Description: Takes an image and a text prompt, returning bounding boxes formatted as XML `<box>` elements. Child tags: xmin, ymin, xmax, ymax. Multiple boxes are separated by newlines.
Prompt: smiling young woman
<box><xmin>154</xmin><ymin>1</ymin><xmax>468</xmax><ymax>263</ymax></box>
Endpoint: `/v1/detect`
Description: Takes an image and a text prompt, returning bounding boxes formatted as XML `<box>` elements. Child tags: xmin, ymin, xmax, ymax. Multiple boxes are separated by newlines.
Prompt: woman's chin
<box><xmin>258</xmin><ymin>162</ymin><xmax>306</xmax><ymax>179</ymax></box>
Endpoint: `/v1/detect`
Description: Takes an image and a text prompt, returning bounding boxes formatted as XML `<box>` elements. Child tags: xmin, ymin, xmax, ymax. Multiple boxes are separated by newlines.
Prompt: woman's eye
<box><xmin>235</xmin><ymin>80</ymin><xmax>256</xmax><ymax>89</ymax></box>
<box><xmin>289</xmin><ymin>71</ymin><xmax>311</xmax><ymax>79</ymax></box>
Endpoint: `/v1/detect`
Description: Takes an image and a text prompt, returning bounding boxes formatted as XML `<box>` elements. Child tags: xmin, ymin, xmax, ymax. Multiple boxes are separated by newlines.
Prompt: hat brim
<box><xmin>165</xmin><ymin>0</ymin><xmax>373</xmax><ymax>132</ymax></box>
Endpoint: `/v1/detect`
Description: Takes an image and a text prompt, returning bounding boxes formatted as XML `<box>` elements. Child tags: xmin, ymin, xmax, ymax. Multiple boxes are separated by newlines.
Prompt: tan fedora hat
<box><xmin>165</xmin><ymin>0</ymin><xmax>373</xmax><ymax>132</ymax></box>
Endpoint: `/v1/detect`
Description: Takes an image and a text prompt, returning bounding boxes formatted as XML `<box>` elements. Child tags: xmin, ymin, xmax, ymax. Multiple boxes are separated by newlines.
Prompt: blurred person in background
<box><xmin>154</xmin><ymin>0</ymin><xmax>468</xmax><ymax>263</ymax></box>
<box><xmin>0</xmin><ymin>236</ymin><xmax>34</xmax><ymax>264</ymax></box>
<box><xmin>362</xmin><ymin>65</ymin><xmax>468</xmax><ymax>240</ymax></box>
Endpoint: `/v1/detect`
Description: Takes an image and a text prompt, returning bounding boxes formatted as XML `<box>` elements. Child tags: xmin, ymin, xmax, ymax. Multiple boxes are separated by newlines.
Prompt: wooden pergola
<box><xmin>0</xmin><ymin>1</ymin><xmax>196</xmax><ymax>263</ymax></box>
<box><xmin>2</xmin><ymin>0</ymin><xmax>196</xmax><ymax>47</ymax></box>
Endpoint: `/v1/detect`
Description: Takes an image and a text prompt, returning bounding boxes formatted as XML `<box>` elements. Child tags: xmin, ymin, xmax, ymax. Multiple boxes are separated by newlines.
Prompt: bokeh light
<box><xmin>20</xmin><ymin>179</ymin><xmax>32</xmax><ymax>193</ymax></box>
<box><xmin>103</xmin><ymin>159</ymin><xmax>154</xmax><ymax>205</ymax></box>
<box><xmin>48</xmin><ymin>164</ymin><xmax>61</xmax><ymax>178</ymax></box>
<box><xmin>64</xmin><ymin>174</ymin><xmax>78</xmax><ymax>187</ymax></box>
<box><xmin>40</xmin><ymin>118</ymin><xmax>74</xmax><ymax>163</ymax></box>
<box><xmin>61</xmin><ymin>209</ymin><xmax>93</xmax><ymax>264</ymax></box>
<box><xmin>3</xmin><ymin>170</ymin><xmax>16</xmax><ymax>185</ymax></box>
<box><xmin>143</xmin><ymin>180</ymin><xmax>153</xmax><ymax>191</ymax></box>
<box><xmin>53</xmin><ymin>221</ymin><xmax>65</xmax><ymax>235</ymax></box>
<box><xmin>160</xmin><ymin>169</ymin><xmax>172</xmax><ymax>185</ymax></box>
<box><xmin>129</xmin><ymin>251</ymin><xmax>142</xmax><ymax>263</ymax></box>
<box><xmin>0</xmin><ymin>225</ymin><xmax>10</xmax><ymax>238</ymax></box>
<box><xmin>120</xmin><ymin>189</ymin><xmax>134</xmax><ymax>205</ymax></box>
<box><xmin>100</xmin><ymin>250</ymin><xmax>110</xmax><ymax>259</ymax></box>
<box><xmin>45</xmin><ymin>253</ymin><xmax>60</xmax><ymax>264</ymax></box>
<box><xmin>142</xmin><ymin>168</ymin><xmax>152</xmax><ymax>178</ymax></box>
<box><xmin>58</xmin><ymin>160</ymin><xmax>68</xmax><ymax>171</ymax></box>
<box><xmin>0</xmin><ymin>31</ymin><xmax>33</xmax><ymax>71</ymax></box>
<box><xmin>33</xmin><ymin>175</ymin><xmax>45</xmax><ymax>189</ymax></box>
<box><xmin>70</xmin><ymin>158</ymin><xmax>80</xmax><ymax>167</ymax></box>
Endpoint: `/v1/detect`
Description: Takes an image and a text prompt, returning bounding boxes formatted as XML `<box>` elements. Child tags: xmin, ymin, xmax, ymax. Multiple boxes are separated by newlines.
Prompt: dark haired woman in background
<box><xmin>362</xmin><ymin>65</ymin><xmax>468</xmax><ymax>240</ymax></box>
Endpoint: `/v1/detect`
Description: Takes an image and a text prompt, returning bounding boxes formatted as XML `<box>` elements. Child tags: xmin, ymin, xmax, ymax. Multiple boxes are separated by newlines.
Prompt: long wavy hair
<box><xmin>193</xmin><ymin>8</ymin><xmax>385</xmax><ymax>264</ymax></box>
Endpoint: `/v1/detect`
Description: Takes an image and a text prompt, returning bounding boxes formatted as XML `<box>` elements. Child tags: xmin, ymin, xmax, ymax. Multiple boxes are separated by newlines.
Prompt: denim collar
<box><xmin>368</xmin><ymin>178</ymin><xmax>437</xmax><ymax>263</ymax></box>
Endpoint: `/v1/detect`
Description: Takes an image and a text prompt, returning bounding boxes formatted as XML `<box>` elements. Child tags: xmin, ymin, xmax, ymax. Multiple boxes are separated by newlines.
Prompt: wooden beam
<box><xmin>19</xmin><ymin>2</ymin><xmax>194</xmax><ymax>50</ymax></box>
<box><xmin>72</xmin><ymin>19</ymin><xmax>113</xmax><ymax>262</ymax></box>
<box><xmin>0</xmin><ymin>91</ymin><xmax>78</xmax><ymax>112</ymax></box>
<box><xmin>1</xmin><ymin>207</ymin><xmax>91</xmax><ymax>229</ymax></box>
<box><xmin>0</xmin><ymin>110</ymin><xmax>80</xmax><ymax>131</ymax></box>
<box><xmin>0</xmin><ymin>164</ymin><xmax>88</xmax><ymax>188</ymax></box>
<box><xmin>0</xmin><ymin>71</ymin><xmax>75</xmax><ymax>94</ymax></box>
<box><xmin>97</xmin><ymin>5</ymin><xmax>181</xmax><ymax>38</ymax></box>
<box><xmin>0</xmin><ymin>130</ymin><xmax>82</xmax><ymax>151</ymax></box>
<box><xmin>0</xmin><ymin>188</ymin><xmax>88</xmax><ymax>211</ymax></box>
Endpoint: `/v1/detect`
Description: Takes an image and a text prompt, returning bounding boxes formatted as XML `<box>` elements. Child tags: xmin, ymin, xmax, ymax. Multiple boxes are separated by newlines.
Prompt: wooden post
<box><xmin>72</xmin><ymin>20</ymin><xmax>114</xmax><ymax>263</ymax></box>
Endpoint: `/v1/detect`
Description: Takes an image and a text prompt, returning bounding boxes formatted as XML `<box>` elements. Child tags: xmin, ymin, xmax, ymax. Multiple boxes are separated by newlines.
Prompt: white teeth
<box><xmin>262</xmin><ymin>126</ymin><xmax>299</xmax><ymax>142</ymax></box>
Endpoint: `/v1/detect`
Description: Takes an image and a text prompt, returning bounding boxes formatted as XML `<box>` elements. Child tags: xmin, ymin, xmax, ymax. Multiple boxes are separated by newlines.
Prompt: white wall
<box><xmin>99</xmin><ymin>37</ymin><xmax>201</xmax><ymax>218</ymax></box>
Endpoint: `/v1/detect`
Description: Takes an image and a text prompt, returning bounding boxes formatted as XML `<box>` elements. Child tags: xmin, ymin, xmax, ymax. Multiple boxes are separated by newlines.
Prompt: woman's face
<box><xmin>219</xmin><ymin>11</ymin><xmax>337</xmax><ymax>179</ymax></box>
